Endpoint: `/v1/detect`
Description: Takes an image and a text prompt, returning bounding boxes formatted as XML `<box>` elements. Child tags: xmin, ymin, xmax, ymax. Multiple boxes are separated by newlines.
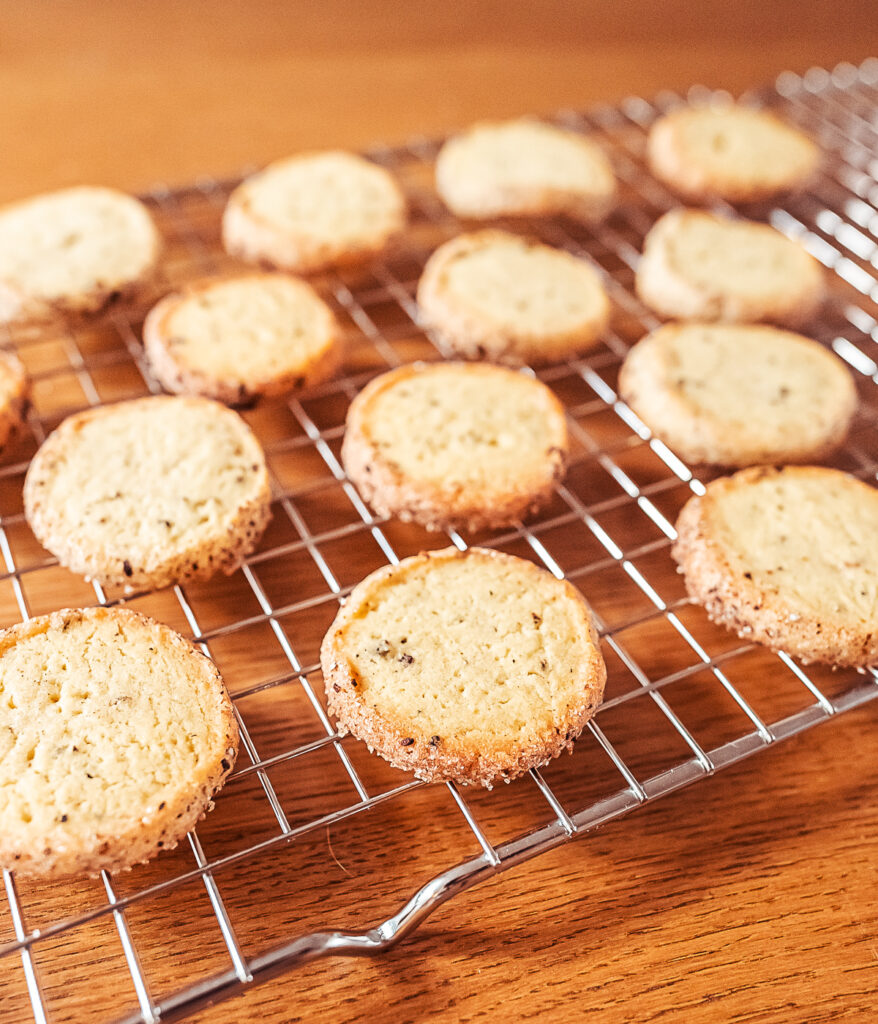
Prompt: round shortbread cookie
<box><xmin>0</xmin><ymin>606</ymin><xmax>238</xmax><ymax>878</ymax></box>
<box><xmin>0</xmin><ymin>350</ymin><xmax>29</xmax><ymax>453</ymax></box>
<box><xmin>222</xmin><ymin>151</ymin><xmax>407</xmax><ymax>274</ymax></box>
<box><xmin>24</xmin><ymin>396</ymin><xmax>271</xmax><ymax>591</ymax></box>
<box><xmin>416</xmin><ymin>230</ymin><xmax>610</xmax><ymax>365</ymax></box>
<box><xmin>143</xmin><ymin>273</ymin><xmax>342</xmax><ymax>405</ymax></box>
<box><xmin>321</xmin><ymin>546</ymin><xmax>606</xmax><ymax>787</ymax></box>
<box><xmin>673</xmin><ymin>466</ymin><xmax>878</xmax><ymax>667</ymax></box>
<box><xmin>342</xmin><ymin>362</ymin><xmax>568</xmax><ymax>532</ymax></box>
<box><xmin>435</xmin><ymin>118</ymin><xmax>616</xmax><ymax>221</ymax></box>
<box><xmin>0</xmin><ymin>186</ymin><xmax>160</xmax><ymax>326</ymax></box>
<box><xmin>647</xmin><ymin>104</ymin><xmax>820</xmax><ymax>203</ymax></box>
<box><xmin>619</xmin><ymin>324</ymin><xmax>857</xmax><ymax>466</ymax></box>
<box><xmin>635</xmin><ymin>209</ymin><xmax>824</xmax><ymax>327</ymax></box>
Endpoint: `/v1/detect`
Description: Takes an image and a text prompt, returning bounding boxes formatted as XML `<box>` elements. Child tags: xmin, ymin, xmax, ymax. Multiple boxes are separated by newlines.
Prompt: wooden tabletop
<box><xmin>2</xmin><ymin>3</ymin><xmax>877</xmax><ymax>1022</ymax></box>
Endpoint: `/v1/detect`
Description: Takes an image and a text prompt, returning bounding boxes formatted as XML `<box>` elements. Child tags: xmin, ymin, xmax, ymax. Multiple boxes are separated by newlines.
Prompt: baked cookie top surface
<box><xmin>619</xmin><ymin>324</ymin><xmax>857</xmax><ymax>466</ymax></box>
<box><xmin>0</xmin><ymin>606</ymin><xmax>238</xmax><ymax>877</ymax></box>
<box><xmin>223</xmin><ymin>151</ymin><xmax>406</xmax><ymax>272</ymax></box>
<box><xmin>647</xmin><ymin>104</ymin><xmax>820</xmax><ymax>202</ymax></box>
<box><xmin>435</xmin><ymin>118</ymin><xmax>615</xmax><ymax>220</ymax></box>
<box><xmin>24</xmin><ymin>396</ymin><xmax>270</xmax><ymax>588</ymax></box>
<box><xmin>417</xmin><ymin>230</ymin><xmax>609</xmax><ymax>363</ymax></box>
<box><xmin>635</xmin><ymin>209</ymin><xmax>824</xmax><ymax>325</ymax></box>
<box><xmin>0</xmin><ymin>186</ymin><xmax>160</xmax><ymax>322</ymax></box>
<box><xmin>342</xmin><ymin>362</ymin><xmax>567</xmax><ymax>529</ymax></box>
<box><xmin>673</xmin><ymin>466</ymin><xmax>878</xmax><ymax>666</ymax></box>
<box><xmin>143</xmin><ymin>273</ymin><xmax>340</xmax><ymax>402</ymax></box>
<box><xmin>321</xmin><ymin>546</ymin><xmax>606</xmax><ymax>786</ymax></box>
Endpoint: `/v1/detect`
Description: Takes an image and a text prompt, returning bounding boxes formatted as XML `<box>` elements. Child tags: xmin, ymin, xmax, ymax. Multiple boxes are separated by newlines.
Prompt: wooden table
<box><xmin>1</xmin><ymin>4</ymin><xmax>877</xmax><ymax>1022</ymax></box>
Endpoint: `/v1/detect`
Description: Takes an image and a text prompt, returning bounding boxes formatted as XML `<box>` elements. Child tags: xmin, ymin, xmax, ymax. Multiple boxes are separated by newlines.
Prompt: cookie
<box><xmin>435</xmin><ymin>118</ymin><xmax>616</xmax><ymax>221</ymax></box>
<box><xmin>647</xmin><ymin>104</ymin><xmax>820</xmax><ymax>203</ymax></box>
<box><xmin>635</xmin><ymin>209</ymin><xmax>824</xmax><ymax>327</ymax></box>
<box><xmin>0</xmin><ymin>350</ymin><xmax>29</xmax><ymax>452</ymax></box>
<box><xmin>0</xmin><ymin>606</ymin><xmax>238</xmax><ymax>878</ymax></box>
<box><xmin>342</xmin><ymin>361</ymin><xmax>568</xmax><ymax>532</ymax></box>
<box><xmin>24</xmin><ymin>396</ymin><xmax>271</xmax><ymax>591</ymax></box>
<box><xmin>222</xmin><ymin>151</ymin><xmax>407</xmax><ymax>274</ymax></box>
<box><xmin>0</xmin><ymin>186</ymin><xmax>160</xmax><ymax>326</ymax></box>
<box><xmin>416</xmin><ymin>230</ymin><xmax>610</xmax><ymax>365</ymax></box>
<box><xmin>673</xmin><ymin>466</ymin><xmax>878</xmax><ymax>667</ymax></box>
<box><xmin>619</xmin><ymin>324</ymin><xmax>856</xmax><ymax>466</ymax></box>
<box><xmin>321</xmin><ymin>546</ymin><xmax>606</xmax><ymax>787</ymax></box>
<box><xmin>143</xmin><ymin>272</ymin><xmax>342</xmax><ymax>405</ymax></box>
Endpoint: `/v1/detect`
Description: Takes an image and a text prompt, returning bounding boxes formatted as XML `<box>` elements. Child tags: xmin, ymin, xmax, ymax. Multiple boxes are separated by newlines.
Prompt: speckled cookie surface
<box><xmin>672</xmin><ymin>466</ymin><xmax>878</xmax><ymax>667</ymax></box>
<box><xmin>321</xmin><ymin>546</ymin><xmax>606</xmax><ymax>787</ymax></box>
<box><xmin>222</xmin><ymin>151</ymin><xmax>407</xmax><ymax>274</ymax></box>
<box><xmin>417</xmin><ymin>230</ymin><xmax>610</xmax><ymax>365</ymax></box>
<box><xmin>24</xmin><ymin>396</ymin><xmax>271</xmax><ymax>591</ymax></box>
<box><xmin>342</xmin><ymin>361</ymin><xmax>569</xmax><ymax>531</ymax></box>
<box><xmin>0</xmin><ymin>186</ymin><xmax>160</xmax><ymax>326</ymax></box>
<box><xmin>635</xmin><ymin>209</ymin><xmax>824</xmax><ymax>327</ymax></box>
<box><xmin>647</xmin><ymin>104</ymin><xmax>820</xmax><ymax>203</ymax></box>
<box><xmin>143</xmin><ymin>273</ymin><xmax>342</xmax><ymax>404</ymax></box>
<box><xmin>619</xmin><ymin>324</ymin><xmax>856</xmax><ymax>466</ymax></box>
<box><xmin>435</xmin><ymin>118</ymin><xmax>616</xmax><ymax>221</ymax></box>
<box><xmin>0</xmin><ymin>606</ymin><xmax>238</xmax><ymax>878</ymax></box>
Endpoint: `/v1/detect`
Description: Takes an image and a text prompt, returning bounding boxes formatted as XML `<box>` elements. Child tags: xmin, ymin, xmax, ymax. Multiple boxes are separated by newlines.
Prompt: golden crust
<box><xmin>672</xmin><ymin>466</ymin><xmax>878</xmax><ymax>667</ymax></box>
<box><xmin>341</xmin><ymin>362</ymin><xmax>569</xmax><ymax>532</ymax></box>
<box><xmin>0</xmin><ymin>606</ymin><xmax>238</xmax><ymax>878</ymax></box>
<box><xmin>320</xmin><ymin>547</ymin><xmax>607</xmax><ymax>787</ymax></box>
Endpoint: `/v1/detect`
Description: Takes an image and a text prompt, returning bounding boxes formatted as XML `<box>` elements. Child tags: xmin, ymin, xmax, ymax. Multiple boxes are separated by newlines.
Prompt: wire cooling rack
<box><xmin>1</xmin><ymin>58</ymin><xmax>878</xmax><ymax>1024</ymax></box>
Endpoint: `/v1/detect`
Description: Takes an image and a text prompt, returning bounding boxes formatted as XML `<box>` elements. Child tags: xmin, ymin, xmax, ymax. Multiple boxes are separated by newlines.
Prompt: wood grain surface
<box><xmin>1</xmin><ymin>4</ymin><xmax>877</xmax><ymax>1023</ymax></box>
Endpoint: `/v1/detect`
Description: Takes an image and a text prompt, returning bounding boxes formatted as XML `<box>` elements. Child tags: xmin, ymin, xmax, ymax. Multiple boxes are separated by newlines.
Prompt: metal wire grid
<box><xmin>0</xmin><ymin>58</ymin><xmax>876</xmax><ymax>1024</ymax></box>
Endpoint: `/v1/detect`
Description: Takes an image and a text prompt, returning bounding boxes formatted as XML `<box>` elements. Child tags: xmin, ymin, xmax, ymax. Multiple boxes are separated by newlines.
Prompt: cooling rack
<box><xmin>1</xmin><ymin>58</ymin><xmax>878</xmax><ymax>1024</ymax></box>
